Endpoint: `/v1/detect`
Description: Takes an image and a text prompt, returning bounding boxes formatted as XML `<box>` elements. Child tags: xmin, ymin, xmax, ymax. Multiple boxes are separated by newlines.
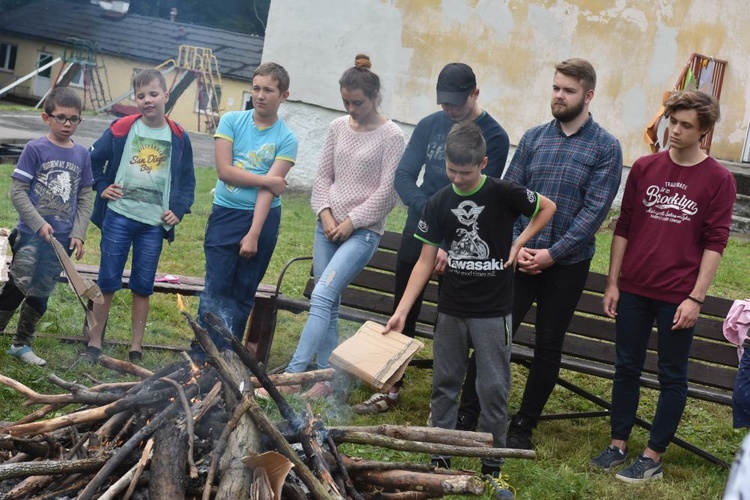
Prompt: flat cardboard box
<box><xmin>330</xmin><ymin>320</ymin><xmax>423</xmax><ymax>392</ymax></box>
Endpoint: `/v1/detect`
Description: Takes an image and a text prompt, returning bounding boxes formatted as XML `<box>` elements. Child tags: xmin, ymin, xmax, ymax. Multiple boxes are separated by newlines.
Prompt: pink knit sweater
<box><xmin>311</xmin><ymin>116</ymin><xmax>405</xmax><ymax>235</ymax></box>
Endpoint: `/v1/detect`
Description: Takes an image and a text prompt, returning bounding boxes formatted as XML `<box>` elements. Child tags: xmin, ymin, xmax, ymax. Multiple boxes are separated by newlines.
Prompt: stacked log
<box><xmin>0</xmin><ymin>313</ymin><xmax>535</xmax><ymax>498</ymax></box>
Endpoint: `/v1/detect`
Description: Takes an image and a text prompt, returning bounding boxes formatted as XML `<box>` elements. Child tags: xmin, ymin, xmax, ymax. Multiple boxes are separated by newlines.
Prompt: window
<box><xmin>0</xmin><ymin>43</ymin><xmax>18</xmax><ymax>71</ymax></box>
<box><xmin>68</xmin><ymin>64</ymin><xmax>85</xmax><ymax>87</ymax></box>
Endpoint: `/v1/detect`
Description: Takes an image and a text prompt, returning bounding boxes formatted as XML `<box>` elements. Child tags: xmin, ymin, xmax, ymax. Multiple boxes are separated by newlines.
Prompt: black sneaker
<box><xmin>615</xmin><ymin>455</ymin><xmax>663</xmax><ymax>483</ymax></box>
<box><xmin>590</xmin><ymin>445</ymin><xmax>628</xmax><ymax>470</ymax></box>
<box><xmin>481</xmin><ymin>466</ymin><xmax>515</xmax><ymax>499</ymax></box>
<box><xmin>430</xmin><ymin>456</ymin><xmax>451</xmax><ymax>469</ymax></box>
<box><xmin>456</xmin><ymin>412</ymin><xmax>477</xmax><ymax>431</ymax></box>
<box><xmin>506</xmin><ymin>415</ymin><xmax>533</xmax><ymax>450</ymax></box>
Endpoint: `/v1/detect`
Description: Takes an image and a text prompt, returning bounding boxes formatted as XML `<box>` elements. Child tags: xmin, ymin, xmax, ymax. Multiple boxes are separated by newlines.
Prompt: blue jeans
<box><xmin>98</xmin><ymin>209</ymin><xmax>164</xmax><ymax>296</ymax></box>
<box><xmin>610</xmin><ymin>291</ymin><xmax>695</xmax><ymax>453</ymax></box>
<box><xmin>196</xmin><ymin>204</ymin><xmax>281</xmax><ymax>351</ymax></box>
<box><xmin>733</xmin><ymin>341</ymin><xmax>750</xmax><ymax>429</ymax></box>
<box><xmin>286</xmin><ymin>222</ymin><xmax>380</xmax><ymax>373</ymax></box>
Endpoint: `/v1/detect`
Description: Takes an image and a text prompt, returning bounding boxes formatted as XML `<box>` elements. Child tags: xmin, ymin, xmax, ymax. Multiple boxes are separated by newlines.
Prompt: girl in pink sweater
<box><xmin>258</xmin><ymin>54</ymin><xmax>405</xmax><ymax>399</ymax></box>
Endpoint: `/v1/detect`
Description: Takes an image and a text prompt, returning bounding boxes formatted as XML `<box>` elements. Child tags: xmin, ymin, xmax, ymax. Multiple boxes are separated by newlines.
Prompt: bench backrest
<box><xmin>304</xmin><ymin>231</ymin><xmax>738</xmax><ymax>401</ymax></box>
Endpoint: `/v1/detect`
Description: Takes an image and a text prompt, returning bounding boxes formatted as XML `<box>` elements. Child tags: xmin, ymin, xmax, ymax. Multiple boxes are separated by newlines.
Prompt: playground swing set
<box><xmin>0</xmin><ymin>38</ymin><xmax>223</xmax><ymax>133</ymax></box>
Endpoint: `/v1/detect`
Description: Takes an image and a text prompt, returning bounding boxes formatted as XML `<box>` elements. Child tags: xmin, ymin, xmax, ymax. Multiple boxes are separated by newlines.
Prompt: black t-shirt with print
<box><xmin>416</xmin><ymin>175</ymin><xmax>539</xmax><ymax>317</ymax></box>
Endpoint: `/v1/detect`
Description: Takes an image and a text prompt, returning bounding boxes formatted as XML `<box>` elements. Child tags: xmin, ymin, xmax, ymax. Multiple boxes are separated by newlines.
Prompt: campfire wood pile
<box><xmin>0</xmin><ymin>312</ymin><xmax>535</xmax><ymax>499</ymax></box>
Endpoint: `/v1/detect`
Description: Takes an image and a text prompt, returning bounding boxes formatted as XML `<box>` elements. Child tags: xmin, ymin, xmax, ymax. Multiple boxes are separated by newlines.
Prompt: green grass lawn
<box><xmin>0</xmin><ymin>162</ymin><xmax>747</xmax><ymax>499</ymax></box>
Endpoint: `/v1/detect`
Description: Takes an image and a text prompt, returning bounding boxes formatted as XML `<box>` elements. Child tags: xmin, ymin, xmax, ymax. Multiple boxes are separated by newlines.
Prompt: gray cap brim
<box><xmin>436</xmin><ymin>90</ymin><xmax>470</xmax><ymax>106</ymax></box>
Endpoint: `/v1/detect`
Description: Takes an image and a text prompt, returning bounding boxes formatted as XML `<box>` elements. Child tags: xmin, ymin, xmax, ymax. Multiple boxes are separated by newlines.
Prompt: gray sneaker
<box><xmin>616</xmin><ymin>455</ymin><xmax>663</xmax><ymax>483</ymax></box>
<box><xmin>590</xmin><ymin>445</ymin><xmax>627</xmax><ymax>470</ymax></box>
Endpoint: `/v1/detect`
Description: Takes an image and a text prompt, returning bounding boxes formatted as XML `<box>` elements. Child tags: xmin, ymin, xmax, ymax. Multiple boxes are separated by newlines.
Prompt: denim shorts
<box><xmin>734</xmin><ymin>341</ymin><xmax>750</xmax><ymax>429</ymax></box>
<box><xmin>98</xmin><ymin>209</ymin><xmax>164</xmax><ymax>296</ymax></box>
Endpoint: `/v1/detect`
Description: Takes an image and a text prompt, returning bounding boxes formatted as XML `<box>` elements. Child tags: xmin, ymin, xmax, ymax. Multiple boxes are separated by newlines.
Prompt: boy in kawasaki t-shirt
<box><xmin>384</xmin><ymin>121</ymin><xmax>555</xmax><ymax>497</ymax></box>
<box><xmin>85</xmin><ymin>69</ymin><xmax>196</xmax><ymax>363</ymax></box>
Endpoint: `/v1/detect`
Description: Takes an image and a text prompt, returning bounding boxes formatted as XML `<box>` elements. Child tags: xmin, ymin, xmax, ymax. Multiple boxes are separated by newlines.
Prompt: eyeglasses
<box><xmin>49</xmin><ymin>114</ymin><xmax>82</xmax><ymax>125</ymax></box>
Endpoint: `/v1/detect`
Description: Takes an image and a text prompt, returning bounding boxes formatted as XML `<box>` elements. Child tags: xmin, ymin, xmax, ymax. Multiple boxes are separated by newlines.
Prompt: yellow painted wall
<box><xmin>0</xmin><ymin>35</ymin><xmax>251</xmax><ymax>134</ymax></box>
<box><xmin>264</xmin><ymin>0</ymin><xmax>750</xmax><ymax>165</ymax></box>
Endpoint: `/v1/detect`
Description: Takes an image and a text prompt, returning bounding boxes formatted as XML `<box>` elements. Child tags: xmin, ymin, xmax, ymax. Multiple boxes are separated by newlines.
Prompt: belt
<box><xmin>744</xmin><ymin>337</ymin><xmax>750</xmax><ymax>349</ymax></box>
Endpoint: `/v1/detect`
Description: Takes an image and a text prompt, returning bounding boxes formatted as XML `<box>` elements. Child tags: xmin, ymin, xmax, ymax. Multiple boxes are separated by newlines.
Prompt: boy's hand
<box><xmin>506</xmin><ymin>244</ymin><xmax>521</xmax><ymax>269</ymax></box>
<box><xmin>383</xmin><ymin>313</ymin><xmax>406</xmax><ymax>334</ymax></box>
<box><xmin>434</xmin><ymin>248</ymin><xmax>448</xmax><ymax>274</ymax></box>
<box><xmin>602</xmin><ymin>283</ymin><xmax>619</xmax><ymax>319</ymax></box>
<box><xmin>101</xmin><ymin>183</ymin><xmax>124</xmax><ymax>201</ymax></box>
<box><xmin>239</xmin><ymin>230</ymin><xmax>259</xmax><ymax>258</ymax></box>
<box><xmin>70</xmin><ymin>238</ymin><xmax>84</xmax><ymax>260</ymax></box>
<box><xmin>161</xmin><ymin>210</ymin><xmax>181</xmax><ymax>226</ymax></box>
<box><xmin>264</xmin><ymin>176</ymin><xmax>288</xmax><ymax>196</ymax></box>
<box><xmin>672</xmin><ymin>299</ymin><xmax>700</xmax><ymax>330</ymax></box>
<box><xmin>38</xmin><ymin>223</ymin><xmax>54</xmax><ymax>242</ymax></box>
<box><xmin>330</xmin><ymin>218</ymin><xmax>353</xmax><ymax>242</ymax></box>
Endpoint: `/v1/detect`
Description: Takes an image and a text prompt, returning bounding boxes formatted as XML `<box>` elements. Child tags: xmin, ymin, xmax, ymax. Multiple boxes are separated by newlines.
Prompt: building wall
<box><xmin>0</xmin><ymin>34</ymin><xmax>251</xmax><ymax>134</ymax></box>
<box><xmin>264</xmin><ymin>0</ymin><xmax>750</xmax><ymax>173</ymax></box>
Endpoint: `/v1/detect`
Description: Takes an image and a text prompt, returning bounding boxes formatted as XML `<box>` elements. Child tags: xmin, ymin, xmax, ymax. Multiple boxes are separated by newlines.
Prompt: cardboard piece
<box><xmin>242</xmin><ymin>451</ymin><xmax>294</xmax><ymax>500</ymax></box>
<box><xmin>330</xmin><ymin>320</ymin><xmax>424</xmax><ymax>392</ymax></box>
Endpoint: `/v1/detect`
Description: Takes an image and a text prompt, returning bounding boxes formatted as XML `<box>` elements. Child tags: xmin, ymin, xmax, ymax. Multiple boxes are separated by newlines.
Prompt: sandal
<box><xmin>79</xmin><ymin>345</ymin><xmax>102</xmax><ymax>364</ymax></box>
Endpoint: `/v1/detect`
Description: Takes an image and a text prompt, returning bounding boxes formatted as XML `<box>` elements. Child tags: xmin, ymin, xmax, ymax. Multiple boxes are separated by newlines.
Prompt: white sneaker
<box><xmin>8</xmin><ymin>344</ymin><xmax>46</xmax><ymax>366</ymax></box>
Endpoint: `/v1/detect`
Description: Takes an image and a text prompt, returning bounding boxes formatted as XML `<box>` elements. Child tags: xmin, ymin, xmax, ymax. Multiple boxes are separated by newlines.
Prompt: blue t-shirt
<box><xmin>212</xmin><ymin>110</ymin><xmax>298</xmax><ymax>210</ymax></box>
<box><xmin>12</xmin><ymin>136</ymin><xmax>94</xmax><ymax>235</ymax></box>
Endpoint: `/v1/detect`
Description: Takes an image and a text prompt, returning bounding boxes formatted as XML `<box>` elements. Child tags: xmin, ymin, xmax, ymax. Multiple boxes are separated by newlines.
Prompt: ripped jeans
<box><xmin>286</xmin><ymin>221</ymin><xmax>380</xmax><ymax>373</ymax></box>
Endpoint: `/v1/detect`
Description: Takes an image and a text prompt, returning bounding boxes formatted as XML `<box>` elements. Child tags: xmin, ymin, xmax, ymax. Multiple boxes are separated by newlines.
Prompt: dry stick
<box><xmin>299</xmin><ymin>406</ymin><xmax>342</xmax><ymax>498</ymax></box>
<box><xmin>12</xmin><ymin>403</ymin><xmax>67</xmax><ymax>426</ymax></box>
<box><xmin>354</xmin><ymin>469</ymin><xmax>486</xmax><ymax>497</ymax></box>
<box><xmin>249</xmin><ymin>368</ymin><xmax>335</xmax><ymax>388</ymax></box>
<box><xmin>201</xmin><ymin>312</ymin><xmax>296</xmax><ymax>422</ymax></box>
<box><xmin>331</xmin><ymin>425</ymin><xmax>493</xmax><ymax>448</ymax></box>
<box><xmin>37</xmin><ymin>476</ymin><xmax>95</xmax><ymax>500</ymax></box>
<box><xmin>3</xmin><ymin>431</ymin><xmax>93</xmax><ymax>500</ymax></box>
<box><xmin>7</xmin><ymin>386</ymin><xmax>182</xmax><ymax>437</ymax></box>
<box><xmin>203</xmin><ymin>312</ymin><xmax>345</xmax><ymax>497</ymax></box>
<box><xmin>75</xmin><ymin>383</ymin><xmax>199</xmax><ymax>500</ymax></box>
<box><xmin>192</xmin><ymin>381</ymin><xmax>222</xmax><ymax>424</ymax></box>
<box><xmin>324</xmin><ymin>432</ymin><xmax>365</xmax><ymax>500</ymax></box>
<box><xmin>48</xmin><ymin>374</ymin><xmax>138</xmax><ymax>394</ymax></box>
<box><xmin>0</xmin><ymin>456</ymin><xmax>110</xmax><ymax>481</ymax></box>
<box><xmin>332</xmin><ymin>456</ymin><xmax>455</xmax><ymax>474</ymax></box>
<box><xmin>122</xmin><ymin>437</ymin><xmax>154</xmax><ymax>500</ymax></box>
<box><xmin>97</xmin><ymin>438</ymin><xmax>153</xmax><ymax>500</ymax></box>
<box><xmin>202</xmin><ymin>396</ymin><xmax>254</xmax><ymax>500</ymax></box>
<box><xmin>328</xmin><ymin>430</ymin><xmax>537</xmax><ymax>460</ymax></box>
<box><xmin>184</xmin><ymin>312</ymin><xmax>337</xmax><ymax>500</ymax></box>
<box><xmin>96</xmin><ymin>354</ymin><xmax>154</xmax><ymax>379</ymax></box>
<box><xmin>3</xmin><ymin>452</ymin><xmax>30</xmax><ymax>464</ymax></box>
<box><xmin>160</xmin><ymin>376</ymin><xmax>199</xmax><ymax>479</ymax></box>
<box><xmin>361</xmin><ymin>492</ymin><xmax>431</xmax><ymax>500</ymax></box>
<box><xmin>107</xmin><ymin>414</ymin><xmax>137</xmax><ymax>453</ymax></box>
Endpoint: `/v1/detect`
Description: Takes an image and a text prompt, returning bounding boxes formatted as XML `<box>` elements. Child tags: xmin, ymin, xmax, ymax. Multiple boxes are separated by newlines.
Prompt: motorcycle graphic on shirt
<box><xmin>449</xmin><ymin>200</ymin><xmax>490</xmax><ymax>260</ymax></box>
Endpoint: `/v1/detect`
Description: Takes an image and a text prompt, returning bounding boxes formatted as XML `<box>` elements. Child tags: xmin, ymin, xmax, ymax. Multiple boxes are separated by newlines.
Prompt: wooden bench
<box><xmin>62</xmin><ymin>265</ymin><xmax>278</xmax><ymax>364</ymax></box>
<box><xmin>250</xmin><ymin>230</ymin><xmax>738</xmax><ymax>467</ymax></box>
